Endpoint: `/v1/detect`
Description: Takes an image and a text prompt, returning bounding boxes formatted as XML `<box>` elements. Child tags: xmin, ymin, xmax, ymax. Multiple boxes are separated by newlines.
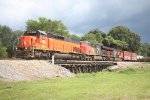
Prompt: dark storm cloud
<box><xmin>65</xmin><ymin>0</ymin><xmax>150</xmax><ymax>43</ymax></box>
<box><xmin>0</xmin><ymin>0</ymin><xmax>150</xmax><ymax>43</ymax></box>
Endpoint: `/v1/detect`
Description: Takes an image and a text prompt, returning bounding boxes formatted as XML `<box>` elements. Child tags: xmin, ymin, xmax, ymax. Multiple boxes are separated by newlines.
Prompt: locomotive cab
<box><xmin>18</xmin><ymin>30</ymin><xmax>38</xmax><ymax>48</ymax></box>
<box><xmin>15</xmin><ymin>30</ymin><xmax>48</xmax><ymax>58</ymax></box>
<box><xmin>18</xmin><ymin>30</ymin><xmax>47</xmax><ymax>48</ymax></box>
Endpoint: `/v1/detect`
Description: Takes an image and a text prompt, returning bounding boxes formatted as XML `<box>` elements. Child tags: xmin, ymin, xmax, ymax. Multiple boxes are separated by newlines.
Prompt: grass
<box><xmin>0</xmin><ymin>68</ymin><xmax>150</xmax><ymax>100</ymax></box>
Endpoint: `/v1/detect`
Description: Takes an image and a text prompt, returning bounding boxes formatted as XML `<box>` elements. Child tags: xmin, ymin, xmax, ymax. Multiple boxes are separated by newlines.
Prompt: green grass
<box><xmin>0</xmin><ymin>68</ymin><xmax>150</xmax><ymax>100</ymax></box>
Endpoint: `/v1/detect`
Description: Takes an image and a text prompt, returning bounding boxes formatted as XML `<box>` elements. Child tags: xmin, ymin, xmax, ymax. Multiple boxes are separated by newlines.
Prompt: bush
<box><xmin>0</xmin><ymin>46</ymin><xmax>8</xmax><ymax>58</ymax></box>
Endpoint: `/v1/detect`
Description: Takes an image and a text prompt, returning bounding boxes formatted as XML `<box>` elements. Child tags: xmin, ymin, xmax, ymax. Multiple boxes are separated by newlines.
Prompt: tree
<box><xmin>87</xmin><ymin>28</ymin><xmax>105</xmax><ymax>43</ymax></box>
<box><xmin>102</xmin><ymin>36</ymin><xmax>128</xmax><ymax>49</ymax></box>
<box><xmin>0</xmin><ymin>41</ymin><xmax>7</xmax><ymax>58</ymax></box>
<box><xmin>26</xmin><ymin>17</ymin><xmax>70</xmax><ymax>37</ymax></box>
<box><xmin>70</xmin><ymin>34</ymin><xmax>81</xmax><ymax>41</ymax></box>
<box><xmin>0</xmin><ymin>25</ymin><xmax>13</xmax><ymax>47</ymax></box>
<box><xmin>81</xmin><ymin>33</ymin><xmax>98</xmax><ymax>44</ymax></box>
<box><xmin>81</xmin><ymin>28</ymin><xmax>106</xmax><ymax>44</ymax></box>
<box><xmin>139</xmin><ymin>43</ymin><xmax>150</xmax><ymax>57</ymax></box>
<box><xmin>0</xmin><ymin>25</ymin><xmax>23</xmax><ymax>57</ymax></box>
<box><xmin>0</xmin><ymin>25</ymin><xmax>14</xmax><ymax>57</ymax></box>
<box><xmin>108</xmin><ymin>26</ymin><xmax>140</xmax><ymax>52</ymax></box>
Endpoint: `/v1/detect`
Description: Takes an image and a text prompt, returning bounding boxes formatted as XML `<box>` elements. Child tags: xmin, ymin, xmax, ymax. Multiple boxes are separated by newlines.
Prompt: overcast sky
<box><xmin>0</xmin><ymin>0</ymin><xmax>150</xmax><ymax>43</ymax></box>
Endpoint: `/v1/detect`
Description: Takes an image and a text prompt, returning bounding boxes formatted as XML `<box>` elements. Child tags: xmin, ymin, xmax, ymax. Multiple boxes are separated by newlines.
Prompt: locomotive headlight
<box><xmin>24</xmin><ymin>41</ymin><xmax>26</xmax><ymax>44</ymax></box>
<box><xmin>34</xmin><ymin>37</ymin><xmax>36</xmax><ymax>40</ymax></box>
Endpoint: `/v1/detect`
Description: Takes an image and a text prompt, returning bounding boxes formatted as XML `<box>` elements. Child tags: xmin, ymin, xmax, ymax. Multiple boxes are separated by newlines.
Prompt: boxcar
<box><xmin>119</xmin><ymin>51</ymin><xmax>132</xmax><ymax>61</ymax></box>
<box><xmin>131</xmin><ymin>53</ymin><xmax>137</xmax><ymax>61</ymax></box>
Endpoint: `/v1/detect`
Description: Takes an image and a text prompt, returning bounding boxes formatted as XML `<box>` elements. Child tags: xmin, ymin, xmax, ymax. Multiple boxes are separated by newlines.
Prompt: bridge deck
<box><xmin>54</xmin><ymin>60</ymin><xmax>116</xmax><ymax>66</ymax></box>
<box><xmin>50</xmin><ymin>60</ymin><xmax>117</xmax><ymax>73</ymax></box>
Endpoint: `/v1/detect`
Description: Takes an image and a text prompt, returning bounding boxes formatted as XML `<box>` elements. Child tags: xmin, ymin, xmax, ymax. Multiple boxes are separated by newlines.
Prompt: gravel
<box><xmin>0</xmin><ymin>60</ymin><xmax>73</xmax><ymax>81</ymax></box>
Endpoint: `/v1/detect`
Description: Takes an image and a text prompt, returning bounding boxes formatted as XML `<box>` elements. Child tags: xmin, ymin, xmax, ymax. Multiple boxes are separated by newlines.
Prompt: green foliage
<box><xmin>108</xmin><ymin>26</ymin><xmax>140</xmax><ymax>52</ymax></box>
<box><xmin>26</xmin><ymin>17</ymin><xmax>70</xmax><ymax>37</ymax></box>
<box><xmin>103</xmin><ymin>36</ymin><xmax>128</xmax><ymax>49</ymax></box>
<box><xmin>139</xmin><ymin>43</ymin><xmax>150</xmax><ymax>57</ymax></box>
<box><xmin>69</xmin><ymin>34</ymin><xmax>81</xmax><ymax>41</ymax></box>
<box><xmin>81</xmin><ymin>28</ymin><xmax>105</xmax><ymax>44</ymax></box>
<box><xmin>0</xmin><ymin>25</ymin><xmax>13</xmax><ymax>57</ymax></box>
<box><xmin>0</xmin><ymin>42</ymin><xmax>7</xmax><ymax>58</ymax></box>
<box><xmin>0</xmin><ymin>67</ymin><xmax>150</xmax><ymax>100</ymax></box>
<box><xmin>88</xmin><ymin>28</ymin><xmax>105</xmax><ymax>43</ymax></box>
<box><xmin>0</xmin><ymin>47</ymin><xmax>7</xmax><ymax>58</ymax></box>
<box><xmin>81</xmin><ymin>33</ymin><xmax>98</xmax><ymax>43</ymax></box>
<box><xmin>0</xmin><ymin>25</ymin><xmax>23</xmax><ymax>57</ymax></box>
<box><xmin>0</xmin><ymin>25</ymin><xmax>13</xmax><ymax>47</ymax></box>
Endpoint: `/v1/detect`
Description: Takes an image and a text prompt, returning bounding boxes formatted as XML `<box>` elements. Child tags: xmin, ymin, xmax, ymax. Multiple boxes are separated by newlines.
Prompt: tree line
<box><xmin>0</xmin><ymin>17</ymin><xmax>149</xmax><ymax>58</ymax></box>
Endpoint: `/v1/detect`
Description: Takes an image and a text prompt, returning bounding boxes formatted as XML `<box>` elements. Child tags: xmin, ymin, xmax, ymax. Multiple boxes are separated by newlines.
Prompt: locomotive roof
<box><xmin>64</xmin><ymin>37</ymin><xmax>80</xmax><ymax>43</ymax></box>
<box><xmin>25</xmin><ymin>30</ymin><xmax>79</xmax><ymax>43</ymax></box>
<box><xmin>47</xmin><ymin>33</ymin><xmax>64</xmax><ymax>39</ymax></box>
<box><xmin>25</xmin><ymin>30</ymin><xmax>47</xmax><ymax>35</ymax></box>
<box><xmin>47</xmin><ymin>33</ymin><xmax>80</xmax><ymax>44</ymax></box>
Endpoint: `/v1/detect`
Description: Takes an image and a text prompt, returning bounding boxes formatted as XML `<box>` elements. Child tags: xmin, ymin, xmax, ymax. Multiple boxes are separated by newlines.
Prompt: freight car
<box><xmin>14</xmin><ymin>30</ymin><xmax>138</xmax><ymax>61</ymax></box>
<box><xmin>118</xmin><ymin>51</ymin><xmax>137</xmax><ymax>61</ymax></box>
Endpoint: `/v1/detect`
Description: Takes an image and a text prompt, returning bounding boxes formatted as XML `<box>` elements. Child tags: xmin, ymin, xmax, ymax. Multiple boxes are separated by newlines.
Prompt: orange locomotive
<box><xmin>15</xmin><ymin>30</ymin><xmax>81</xmax><ymax>59</ymax></box>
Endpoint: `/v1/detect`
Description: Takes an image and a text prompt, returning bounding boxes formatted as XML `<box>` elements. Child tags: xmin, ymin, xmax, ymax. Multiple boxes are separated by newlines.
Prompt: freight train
<box><xmin>14</xmin><ymin>30</ymin><xmax>138</xmax><ymax>61</ymax></box>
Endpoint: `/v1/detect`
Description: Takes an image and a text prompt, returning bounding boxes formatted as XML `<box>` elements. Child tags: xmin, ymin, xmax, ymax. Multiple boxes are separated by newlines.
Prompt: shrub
<box><xmin>0</xmin><ymin>46</ymin><xmax>8</xmax><ymax>58</ymax></box>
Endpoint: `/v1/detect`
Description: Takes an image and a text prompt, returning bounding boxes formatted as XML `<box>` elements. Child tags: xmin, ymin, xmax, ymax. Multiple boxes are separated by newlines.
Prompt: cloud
<box><xmin>0</xmin><ymin>0</ymin><xmax>150</xmax><ymax>43</ymax></box>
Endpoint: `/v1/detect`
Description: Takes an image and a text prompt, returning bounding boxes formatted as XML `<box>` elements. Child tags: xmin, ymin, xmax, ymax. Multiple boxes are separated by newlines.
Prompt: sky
<box><xmin>0</xmin><ymin>0</ymin><xmax>150</xmax><ymax>43</ymax></box>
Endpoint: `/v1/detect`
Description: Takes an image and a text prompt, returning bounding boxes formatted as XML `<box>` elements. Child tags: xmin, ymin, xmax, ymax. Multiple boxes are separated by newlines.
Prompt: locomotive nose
<box><xmin>18</xmin><ymin>36</ymin><xmax>31</xmax><ymax>48</ymax></box>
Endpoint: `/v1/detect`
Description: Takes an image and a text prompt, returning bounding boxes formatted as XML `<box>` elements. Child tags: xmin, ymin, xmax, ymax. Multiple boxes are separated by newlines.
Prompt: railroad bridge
<box><xmin>53</xmin><ymin>60</ymin><xmax>117</xmax><ymax>73</ymax></box>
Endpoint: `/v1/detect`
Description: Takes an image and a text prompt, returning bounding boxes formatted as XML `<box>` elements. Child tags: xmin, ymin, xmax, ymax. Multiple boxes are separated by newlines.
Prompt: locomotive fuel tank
<box><xmin>54</xmin><ymin>53</ymin><xmax>80</xmax><ymax>60</ymax></box>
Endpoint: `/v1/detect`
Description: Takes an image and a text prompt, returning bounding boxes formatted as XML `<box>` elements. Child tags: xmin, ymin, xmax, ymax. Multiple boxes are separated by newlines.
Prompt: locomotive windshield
<box><xmin>24</xmin><ymin>31</ymin><xmax>39</xmax><ymax>36</ymax></box>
